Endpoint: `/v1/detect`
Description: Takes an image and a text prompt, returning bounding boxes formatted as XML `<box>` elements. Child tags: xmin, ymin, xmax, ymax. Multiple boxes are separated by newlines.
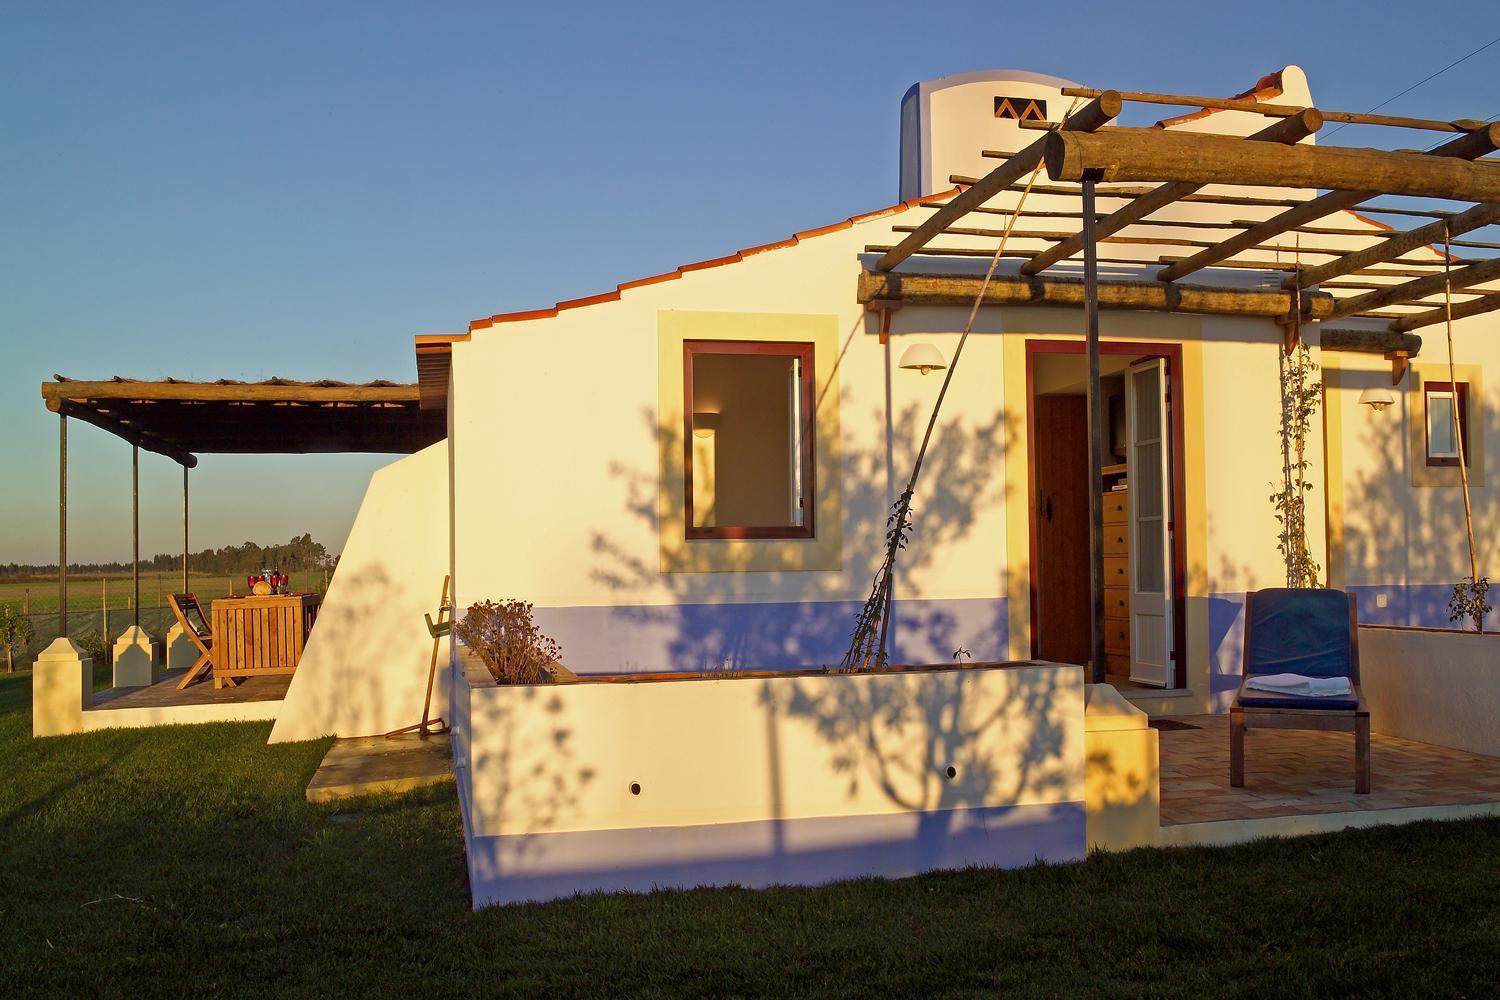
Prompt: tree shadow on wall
<box><xmin>1340</xmin><ymin>374</ymin><xmax>1498</xmax><ymax>628</ymax></box>
<box><xmin>581</xmin><ymin>399</ymin><xmax>1016</xmax><ymax>674</ymax></box>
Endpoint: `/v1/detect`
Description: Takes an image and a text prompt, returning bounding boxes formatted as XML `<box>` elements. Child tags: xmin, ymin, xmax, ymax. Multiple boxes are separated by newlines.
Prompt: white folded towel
<box><xmin>1244</xmin><ymin>673</ymin><xmax>1353</xmax><ymax>698</ymax></box>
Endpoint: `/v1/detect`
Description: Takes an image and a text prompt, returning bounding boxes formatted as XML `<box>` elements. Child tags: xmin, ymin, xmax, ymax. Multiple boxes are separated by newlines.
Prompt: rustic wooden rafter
<box><xmin>1058</xmin><ymin>86</ymin><xmax>1488</xmax><ymax>133</ymax></box>
<box><xmin>1285</xmin><ymin>203</ymin><xmax>1500</xmax><ymax>289</ymax></box>
<box><xmin>1390</xmin><ymin>289</ymin><xmax>1500</xmax><ymax>332</ymax></box>
<box><xmin>1319</xmin><ymin>256</ymin><xmax>1500</xmax><ymax>322</ymax></box>
<box><xmin>1027</xmin><ymin>124</ymin><xmax>1500</xmax><ymax>282</ymax></box>
<box><xmin>1019</xmin><ymin>109</ymin><xmax>1324</xmax><ymax>275</ymax></box>
<box><xmin>856</xmin><ymin>270</ymin><xmax>1335</xmax><ymax>320</ymax></box>
<box><xmin>1317</xmin><ymin>328</ymin><xmax>1424</xmax><ymax>355</ymax></box>
<box><xmin>874</xmin><ymin>91</ymin><xmax>1122</xmax><ymax>272</ymax></box>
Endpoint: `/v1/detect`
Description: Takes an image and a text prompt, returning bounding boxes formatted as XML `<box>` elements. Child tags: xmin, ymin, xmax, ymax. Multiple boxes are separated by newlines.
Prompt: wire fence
<box><xmin>0</xmin><ymin>570</ymin><xmax>329</xmax><ymax>672</ymax></box>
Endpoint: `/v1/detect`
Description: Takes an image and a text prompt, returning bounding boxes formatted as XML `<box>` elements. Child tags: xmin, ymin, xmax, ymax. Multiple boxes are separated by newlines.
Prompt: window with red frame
<box><xmin>1424</xmin><ymin>380</ymin><xmax>1471</xmax><ymax>468</ymax></box>
<box><xmin>683</xmin><ymin>341</ymin><xmax>815</xmax><ymax>540</ymax></box>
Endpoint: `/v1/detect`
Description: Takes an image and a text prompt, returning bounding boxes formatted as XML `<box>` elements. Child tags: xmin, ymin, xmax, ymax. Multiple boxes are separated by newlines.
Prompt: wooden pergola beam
<box><xmin>1322</xmin><ymin>256</ymin><xmax>1500</xmax><ymax>321</ymax></box>
<box><xmin>856</xmin><ymin>270</ymin><xmax>1335</xmax><ymax>319</ymax></box>
<box><xmin>46</xmin><ymin>399</ymin><xmax>197</xmax><ymax>467</ymax></box>
<box><xmin>947</xmin><ymin>177</ymin><xmax>1462</xmax><ymax>220</ymax></box>
<box><xmin>40</xmin><ymin>380</ymin><xmax>422</xmax><ymax>405</ymax></box>
<box><xmin>1287</xmin><ymin>202</ymin><xmax>1500</xmax><ymax>289</ymax></box>
<box><xmin>1120</xmin><ymin>124</ymin><xmax>1500</xmax><ymax>282</ymax></box>
<box><xmin>874</xmin><ymin>92</ymin><xmax>1121</xmax><ymax>272</ymax></box>
<box><xmin>1390</xmin><ymin>289</ymin><xmax>1500</xmax><ymax>332</ymax></box>
<box><xmin>1059</xmin><ymin>86</ymin><xmax>1487</xmax><ymax>133</ymax></box>
<box><xmin>1019</xmin><ymin>110</ymin><xmax>1324</xmax><ymax>276</ymax></box>
<box><xmin>1318</xmin><ymin>328</ymin><xmax>1423</xmax><ymax>355</ymax></box>
<box><xmin>890</xmin><ymin>222</ymin><xmax>1459</xmax><ymax>264</ymax></box>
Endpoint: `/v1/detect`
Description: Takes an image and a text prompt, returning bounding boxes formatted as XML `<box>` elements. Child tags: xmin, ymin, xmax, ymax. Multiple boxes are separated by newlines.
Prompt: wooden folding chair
<box><xmin>168</xmin><ymin>593</ymin><xmax>216</xmax><ymax>690</ymax></box>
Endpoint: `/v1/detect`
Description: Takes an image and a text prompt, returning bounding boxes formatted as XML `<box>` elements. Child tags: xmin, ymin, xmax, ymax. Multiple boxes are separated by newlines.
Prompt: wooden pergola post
<box><xmin>181</xmin><ymin>464</ymin><xmax>189</xmax><ymax>596</ymax></box>
<box><xmin>58</xmin><ymin>413</ymin><xmax>68</xmax><ymax>638</ymax></box>
<box><xmin>132</xmin><ymin>443</ymin><xmax>140</xmax><ymax>628</ymax></box>
<box><xmin>1083</xmin><ymin>178</ymin><xmax>1106</xmax><ymax>684</ymax></box>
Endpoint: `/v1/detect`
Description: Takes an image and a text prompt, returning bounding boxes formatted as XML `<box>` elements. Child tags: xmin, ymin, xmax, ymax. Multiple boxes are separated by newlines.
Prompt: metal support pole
<box><xmin>182</xmin><ymin>464</ymin><xmax>189</xmax><ymax>596</ymax></box>
<box><xmin>1083</xmin><ymin>178</ymin><xmax>1107</xmax><ymax>684</ymax></box>
<box><xmin>59</xmin><ymin>414</ymin><xmax>68</xmax><ymax>638</ymax></box>
<box><xmin>132</xmin><ymin>443</ymin><xmax>140</xmax><ymax>628</ymax></box>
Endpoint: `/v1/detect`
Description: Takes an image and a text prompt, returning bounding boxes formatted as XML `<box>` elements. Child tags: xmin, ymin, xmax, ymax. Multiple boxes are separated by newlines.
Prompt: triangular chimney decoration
<box><xmin>994</xmin><ymin>95</ymin><xmax>1048</xmax><ymax>122</ymax></box>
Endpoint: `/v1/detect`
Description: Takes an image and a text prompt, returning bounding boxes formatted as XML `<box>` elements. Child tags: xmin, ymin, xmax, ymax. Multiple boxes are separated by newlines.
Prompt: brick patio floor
<box><xmin>1159</xmin><ymin>715</ymin><xmax>1500</xmax><ymax>826</ymax></box>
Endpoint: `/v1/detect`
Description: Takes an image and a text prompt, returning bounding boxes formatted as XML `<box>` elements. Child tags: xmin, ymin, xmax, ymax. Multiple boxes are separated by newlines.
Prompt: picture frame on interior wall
<box><xmin>1424</xmin><ymin>380</ymin><xmax>1470</xmax><ymax>468</ymax></box>
<box><xmin>682</xmin><ymin>340</ymin><xmax>817</xmax><ymax>540</ymax></box>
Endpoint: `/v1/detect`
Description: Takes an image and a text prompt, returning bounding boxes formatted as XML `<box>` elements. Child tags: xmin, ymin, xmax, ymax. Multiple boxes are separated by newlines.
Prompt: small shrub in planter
<box><xmin>454</xmin><ymin>600</ymin><xmax>562</xmax><ymax>684</ymax></box>
<box><xmin>1448</xmin><ymin>576</ymin><xmax>1492</xmax><ymax>633</ymax></box>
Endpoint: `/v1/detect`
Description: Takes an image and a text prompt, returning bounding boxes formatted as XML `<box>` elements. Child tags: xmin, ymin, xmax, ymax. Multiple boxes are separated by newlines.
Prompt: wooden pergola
<box><xmin>858</xmin><ymin>86</ymin><xmax>1500</xmax><ymax>679</ymax></box>
<box><xmin>39</xmin><ymin>376</ymin><xmax>444</xmax><ymax>638</ymax></box>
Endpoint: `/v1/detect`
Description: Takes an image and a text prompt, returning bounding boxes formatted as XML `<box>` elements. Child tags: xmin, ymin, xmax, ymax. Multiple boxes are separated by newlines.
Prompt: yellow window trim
<box><xmin>656</xmin><ymin>310</ymin><xmax>843</xmax><ymax>574</ymax></box>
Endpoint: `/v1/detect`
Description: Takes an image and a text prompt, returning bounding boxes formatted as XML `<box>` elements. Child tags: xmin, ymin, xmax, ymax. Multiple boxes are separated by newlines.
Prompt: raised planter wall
<box><xmin>452</xmin><ymin>653</ymin><xmax>1087</xmax><ymax>907</ymax></box>
<box><xmin>1361</xmin><ymin>625</ymin><xmax>1500</xmax><ymax>758</ymax></box>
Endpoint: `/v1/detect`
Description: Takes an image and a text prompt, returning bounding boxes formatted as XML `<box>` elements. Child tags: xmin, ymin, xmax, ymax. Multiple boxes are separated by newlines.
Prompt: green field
<box><xmin>4</xmin><ymin>668</ymin><xmax>1500</xmax><ymax>996</ymax></box>
<box><xmin>0</xmin><ymin>571</ymin><xmax>327</xmax><ymax>671</ymax></box>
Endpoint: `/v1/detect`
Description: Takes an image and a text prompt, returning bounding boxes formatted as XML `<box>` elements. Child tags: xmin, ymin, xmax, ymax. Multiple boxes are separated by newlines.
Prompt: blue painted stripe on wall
<box><xmin>466</xmin><ymin>800</ymin><xmax>1085</xmax><ymax>907</ymax></box>
<box><xmin>532</xmin><ymin>596</ymin><xmax>1009</xmax><ymax>675</ymax></box>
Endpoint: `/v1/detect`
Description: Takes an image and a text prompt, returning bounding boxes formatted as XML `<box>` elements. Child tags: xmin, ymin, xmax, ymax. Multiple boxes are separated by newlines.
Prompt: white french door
<box><xmin>1125</xmin><ymin>358</ymin><xmax>1173</xmax><ymax>687</ymax></box>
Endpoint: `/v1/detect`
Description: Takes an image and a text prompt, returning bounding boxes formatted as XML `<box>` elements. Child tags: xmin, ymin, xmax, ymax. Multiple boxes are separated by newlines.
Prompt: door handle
<box><xmin>1044</xmin><ymin>495</ymin><xmax>1053</xmax><ymax>522</ymax></box>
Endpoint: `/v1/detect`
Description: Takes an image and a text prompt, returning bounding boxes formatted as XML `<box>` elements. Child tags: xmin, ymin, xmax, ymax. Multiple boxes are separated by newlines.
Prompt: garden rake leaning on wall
<box><xmin>385</xmin><ymin>575</ymin><xmax>452</xmax><ymax>739</ymax></box>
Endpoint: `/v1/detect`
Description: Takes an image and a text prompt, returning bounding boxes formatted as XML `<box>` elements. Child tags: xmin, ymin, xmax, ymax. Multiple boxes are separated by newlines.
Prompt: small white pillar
<box><xmin>112</xmin><ymin>625</ymin><xmax>157</xmax><ymax>688</ymax></box>
<box><xmin>33</xmin><ymin>637</ymin><xmax>92</xmax><ymax>738</ymax></box>
<box><xmin>165</xmin><ymin>623</ymin><xmax>197</xmax><ymax>671</ymax></box>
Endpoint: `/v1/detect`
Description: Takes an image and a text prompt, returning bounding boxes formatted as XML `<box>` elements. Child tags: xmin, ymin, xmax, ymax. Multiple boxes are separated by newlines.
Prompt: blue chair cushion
<box><xmin>1237</xmin><ymin>681</ymin><xmax>1359</xmax><ymax>712</ymax></box>
<box><xmin>1244</xmin><ymin>588</ymin><xmax>1352</xmax><ymax>679</ymax></box>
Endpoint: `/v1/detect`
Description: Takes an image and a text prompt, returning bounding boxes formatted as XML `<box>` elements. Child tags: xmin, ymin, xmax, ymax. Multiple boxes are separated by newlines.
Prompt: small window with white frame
<box><xmin>1424</xmin><ymin>380</ymin><xmax>1471</xmax><ymax>468</ymax></box>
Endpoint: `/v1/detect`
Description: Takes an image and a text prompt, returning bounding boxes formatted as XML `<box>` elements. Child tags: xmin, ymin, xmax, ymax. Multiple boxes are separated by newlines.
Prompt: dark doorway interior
<box><xmin>1033</xmin><ymin>394</ymin><xmax>1090</xmax><ymax>665</ymax></box>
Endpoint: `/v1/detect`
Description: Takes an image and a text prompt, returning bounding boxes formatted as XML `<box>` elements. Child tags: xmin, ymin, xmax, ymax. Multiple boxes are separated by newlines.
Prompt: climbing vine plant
<box><xmin>1271</xmin><ymin>341</ymin><xmax>1323</xmax><ymax>589</ymax></box>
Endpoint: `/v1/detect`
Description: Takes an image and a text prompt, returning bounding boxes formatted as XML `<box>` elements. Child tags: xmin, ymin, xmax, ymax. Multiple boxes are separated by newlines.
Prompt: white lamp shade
<box><xmin>898</xmin><ymin>342</ymin><xmax>947</xmax><ymax>374</ymax></box>
<box><xmin>1358</xmin><ymin>386</ymin><xmax>1396</xmax><ymax>411</ymax></box>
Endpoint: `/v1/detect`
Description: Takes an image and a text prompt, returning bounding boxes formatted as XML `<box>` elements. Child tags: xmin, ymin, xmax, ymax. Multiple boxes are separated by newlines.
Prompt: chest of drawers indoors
<box><xmin>1102</xmin><ymin>482</ymin><xmax>1130</xmax><ymax>677</ymax></box>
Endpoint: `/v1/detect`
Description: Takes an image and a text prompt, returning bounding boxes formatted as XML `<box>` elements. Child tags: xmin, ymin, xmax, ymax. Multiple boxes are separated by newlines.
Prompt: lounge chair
<box><xmin>1231</xmin><ymin>588</ymin><xmax>1370</xmax><ymax>794</ymax></box>
<box><xmin>168</xmin><ymin>593</ymin><xmax>215</xmax><ymax>690</ymax></box>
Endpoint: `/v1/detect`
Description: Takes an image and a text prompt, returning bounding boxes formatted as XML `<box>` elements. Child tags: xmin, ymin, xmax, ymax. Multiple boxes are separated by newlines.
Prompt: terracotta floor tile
<box><xmin>1158</xmin><ymin>715</ymin><xmax>1500</xmax><ymax>826</ymax></box>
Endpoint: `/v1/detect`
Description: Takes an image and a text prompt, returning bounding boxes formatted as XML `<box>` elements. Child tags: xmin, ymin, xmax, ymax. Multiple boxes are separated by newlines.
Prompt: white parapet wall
<box><xmin>1083</xmin><ymin>683</ymin><xmax>1160</xmax><ymax>852</ymax></box>
<box><xmin>1361</xmin><ymin>625</ymin><xmax>1500</xmax><ymax>758</ymax></box>
<box><xmin>269</xmin><ymin>441</ymin><xmax>451</xmax><ymax>743</ymax></box>
<box><xmin>453</xmin><ymin>654</ymin><xmax>1087</xmax><ymax>907</ymax></box>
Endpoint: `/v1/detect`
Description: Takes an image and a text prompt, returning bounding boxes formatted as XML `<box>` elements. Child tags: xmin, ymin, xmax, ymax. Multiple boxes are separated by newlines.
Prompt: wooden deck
<box><xmin>1158</xmin><ymin>715</ymin><xmax>1500</xmax><ymax>838</ymax></box>
<box><xmin>89</xmin><ymin>669</ymin><xmax>291</xmax><ymax>712</ymax></box>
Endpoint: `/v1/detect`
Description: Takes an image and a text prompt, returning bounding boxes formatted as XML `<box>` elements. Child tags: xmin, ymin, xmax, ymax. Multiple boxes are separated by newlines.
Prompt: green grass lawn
<box><xmin>3</xmin><ymin>670</ymin><xmax>1500</xmax><ymax>997</ymax></box>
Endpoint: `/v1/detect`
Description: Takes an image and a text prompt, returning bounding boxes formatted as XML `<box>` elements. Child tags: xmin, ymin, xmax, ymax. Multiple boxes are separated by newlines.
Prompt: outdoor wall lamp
<box><xmin>1359</xmin><ymin>386</ymin><xmax>1396</xmax><ymax>412</ymax></box>
<box><xmin>692</xmin><ymin>411</ymin><xmax>720</xmax><ymax>437</ymax></box>
<box><xmin>898</xmin><ymin>342</ymin><xmax>947</xmax><ymax>375</ymax></box>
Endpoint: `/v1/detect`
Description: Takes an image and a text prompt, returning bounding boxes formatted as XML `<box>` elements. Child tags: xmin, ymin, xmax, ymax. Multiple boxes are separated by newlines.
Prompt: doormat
<box><xmin>1149</xmin><ymin>719</ymin><xmax>1200</xmax><ymax>732</ymax></box>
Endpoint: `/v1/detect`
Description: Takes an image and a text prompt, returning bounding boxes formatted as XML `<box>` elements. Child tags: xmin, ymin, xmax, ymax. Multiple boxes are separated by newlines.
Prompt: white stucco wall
<box><xmin>1327</xmin><ymin>309</ymin><xmax>1500</xmax><ymax>627</ymax></box>
<box><xmin>269</xmin><ymin>442</ymin><xmax>450</xmax><ymax>743</ymax></box>
<box><xmin>1361</xmin><ymin>626</ymin><xmax>1500</xmax><ymax>756</ymax></box>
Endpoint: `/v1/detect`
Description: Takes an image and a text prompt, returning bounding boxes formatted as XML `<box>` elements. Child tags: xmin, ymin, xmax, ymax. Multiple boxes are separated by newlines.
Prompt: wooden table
<box><xmin>210</xmin><ymin>593</ymin><xmax>321</xmax><ymax>688</ymax></box>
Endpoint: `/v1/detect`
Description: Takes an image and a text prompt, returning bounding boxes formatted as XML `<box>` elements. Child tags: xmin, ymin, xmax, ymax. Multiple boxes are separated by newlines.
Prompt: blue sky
<box><xmin>3</xmin><ymin>0</ymin><xmax>1496</xmax><ymax>564</ymax></box>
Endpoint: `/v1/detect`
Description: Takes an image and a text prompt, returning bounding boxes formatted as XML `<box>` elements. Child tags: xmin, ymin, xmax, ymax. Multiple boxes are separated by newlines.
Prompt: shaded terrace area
<box><xmin>1156</xmin><ymin>715</ymin><xmax>1500</xmax><ymax>844</ymax></box>
<box><xmin>35</xmin><ymin>375</ymin><xmax>445</xmax><ymax>730</ymax></box>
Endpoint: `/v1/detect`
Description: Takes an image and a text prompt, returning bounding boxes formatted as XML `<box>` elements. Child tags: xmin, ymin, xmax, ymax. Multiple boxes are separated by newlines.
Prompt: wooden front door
<box><xmin>1033</xmin><ymin>395</ymin><xmax>1090</xmax><ymax>665</ymax></box>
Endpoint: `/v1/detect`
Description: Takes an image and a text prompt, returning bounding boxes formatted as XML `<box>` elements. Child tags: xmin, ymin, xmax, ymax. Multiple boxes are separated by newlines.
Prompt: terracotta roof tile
<box><xmin>459</xmin><ymin>186</ymin><xmax>963</xmax><ymax>335</ymax></box>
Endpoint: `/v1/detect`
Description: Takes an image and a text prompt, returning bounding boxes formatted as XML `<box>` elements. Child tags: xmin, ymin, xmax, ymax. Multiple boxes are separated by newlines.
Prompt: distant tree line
<box><xmin>0</xmin><ymin>533</ymin><xmax>336</xmax><ymax>578</ymax></box>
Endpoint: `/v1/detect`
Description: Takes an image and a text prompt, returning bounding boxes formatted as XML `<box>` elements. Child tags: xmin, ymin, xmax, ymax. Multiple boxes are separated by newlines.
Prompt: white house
<box><xmin>40</xmin><ymin>65</ymin><xmax>1500</xmax><ymax>907</ymax></box>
